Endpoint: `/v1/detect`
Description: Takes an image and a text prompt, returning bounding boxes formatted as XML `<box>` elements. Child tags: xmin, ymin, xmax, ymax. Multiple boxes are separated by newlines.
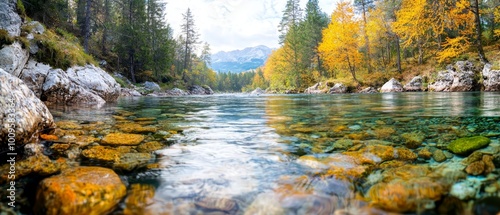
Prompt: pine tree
<box><xmin>180</xmin><ymin>8</ymin><xmax>199</xmax><ymax>73</ymax></box>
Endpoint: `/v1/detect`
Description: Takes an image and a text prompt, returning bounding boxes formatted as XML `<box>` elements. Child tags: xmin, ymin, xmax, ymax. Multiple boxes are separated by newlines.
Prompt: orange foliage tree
<box><xmin>318</xmin><ymin>1</ymin><xmax>362</xmax><ymax>85</ymax></box>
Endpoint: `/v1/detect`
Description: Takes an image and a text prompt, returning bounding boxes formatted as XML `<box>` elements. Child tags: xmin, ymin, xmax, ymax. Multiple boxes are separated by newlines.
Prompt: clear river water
<box><xmin>47</xmin><ymin>92</ymin><xmax>500</xmax><ymax>214</ymax></box>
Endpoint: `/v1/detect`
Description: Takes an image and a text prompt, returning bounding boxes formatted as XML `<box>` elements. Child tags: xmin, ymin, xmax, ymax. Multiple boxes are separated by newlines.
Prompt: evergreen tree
<box><xmin>180</xmin><ymin>8</ymin><xmax>199</xmax><ymax>73</ymax></box>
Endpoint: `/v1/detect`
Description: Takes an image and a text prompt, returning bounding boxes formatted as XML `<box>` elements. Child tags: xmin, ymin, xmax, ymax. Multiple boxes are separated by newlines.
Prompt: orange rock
<box><xmin>41</xmin><ymin>134</ymin><xmax>58</xmax><ymax>141</ymax></box>
<box><xmin>465</xmin><ymin>161</ymin><xmax>485</xmax><ymax>175</ymax></box>
<box><xmin>482</xmin><ymin>155</ymin><xmax>495</xmax><ymax>174</ymax></box>
<box><xmin>396</xmin><ymin>148</ymin><xmax>418</xmax><ymax>161</ymax></box>
<box><xmin>123</xmin><ymin>184</ymin><xmax>156</xmax><ymax>215</ymax></box>
<box><xmin>35</xmin><ymin>166</ymin><xmax>126</xmax><ymax>215</ymax></box>
<box><xmin>374</xmin><ymin>127</ymin><xmax>395</xmax><ymax>139</ymax></box>
<box><xmin>418</xmin><ymin>148</ymin><xmax>432</xmax><ymax>160</ymax></box>
<box><xmin>101</xmin><ymin>133</ymin><xmax>144</xmax><ymax>146</ymax></box>
<box><xmin>367</xmin><ymin>177</ymin><xmax>444</xmax><ymax>212</ymax></box>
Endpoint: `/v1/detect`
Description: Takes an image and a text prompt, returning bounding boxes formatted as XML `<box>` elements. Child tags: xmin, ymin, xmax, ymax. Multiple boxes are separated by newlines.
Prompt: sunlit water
<box><xmin>48</xmin><ymin>92</ymin><xmax>500</xmax><ymax>214</ymax></box>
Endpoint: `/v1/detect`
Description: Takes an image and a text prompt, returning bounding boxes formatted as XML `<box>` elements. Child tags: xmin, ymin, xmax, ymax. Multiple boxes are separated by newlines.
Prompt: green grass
<box><xmin>0</xmin><ymin>29</ymin><xmax>14</xmax><ymax>47</ymax></box>
<box><xmin>34</xmin><ymin>29</ymin><xmax>96</xmax><ymax>70</ymax></box>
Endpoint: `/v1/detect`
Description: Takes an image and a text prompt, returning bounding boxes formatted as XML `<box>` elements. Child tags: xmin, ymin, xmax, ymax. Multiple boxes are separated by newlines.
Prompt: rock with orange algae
<box><xmin>373</xmin><ymin>127</ymin><xmax>395</xmax><ymax>139</ymax></box>
<box><xmin>465</xmin><ymin>155</ymin><xmax>495</xmax><ymax>176</ymax></box>
<box><xmin>123</xmin><ymin>184</ymin><xmax>156</xmax><ymax>215</ymax></box>
<box><xmin>35</xmin><ymin>166</ymin><xmax>126</xmax><ymax>215</ymax></box>
<box><xmin>462</xmin><ymin>151</ymin><xmax>484</xmax><ymax>165</ymax></box>
<box><xmin>432</xmin><ymin>149</ymin><xmax>447</xmax><ymax>162</ymax></box>
<box><xmin>113</xmin><ymin>153</ymin><xmax>152</xmax><ymax>171</ymax></box>
<box><xmin>401</xmin><ymin>132</ymin><xmax>425</xmax><ymax>149</ymax></box>
<box><xmin>115</xmin><ymin>123</ymin><xmax>157</xmax><ymax>134</ymax></box>
<box><xmin>418</xmin><ymin>147</ymin><xmax>433</xmax><ymax>160</ymax></box>
<box><xmin>137</xmin><ymin>141</ymin><xmax>165</xmax><ymax>153</ymax></box>
<box><xmin>366</xmin><ymin>177</ymin><xmax>445</xmax><ymax>213</ymax></box>
<box><xmin>466</xmin><ymin>161</ymin><xmax>485</xmax><ymax>175</ymax></box>
<box><xmin>0</xmin><ymin>154</ymin><xmax>61</xmax><ymax>183</ymax></box>
<box><xmin>379</xmin><ymin>165</ymin><xmax>432</xmax><ymax>182</ymax></box>
<box><xmin>41</xmin><ymin>134</ymin><xmax>58</xmax><ymax>141</ymax></box>
<box><xmin>101</xmin><ymin>133</ymin><xmax>144</xmax><ymax>146</ymax></box>
<box><xmin>82</xmin><ymin>145</ymin><xmax>121</xmax><ymax>162</ymax></box>
<box><xmin>396</xmin><ymin>148</ymin><xmax>418</xmax><ymax>161</ymax></box>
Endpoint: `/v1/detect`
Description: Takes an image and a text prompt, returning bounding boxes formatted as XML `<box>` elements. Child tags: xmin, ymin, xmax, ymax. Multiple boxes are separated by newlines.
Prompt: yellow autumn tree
<box><xmin>433</xmin><ymin>0</ymin><xmax>475</xmax><ymax>63</ymax></box>
<box><xmin>318</xmin><ymin>1</ymin><xmax>362</xmax><ymax>85</ymax></box>
<box><xmin>392</xmin><ymin>0</ymin><xmax>432</xmax><ymax>64</ymax></box>
<box><xmin>263</xmin><ymin>47</ymin><xmax>296</xmax><ymax>91</ymax></box>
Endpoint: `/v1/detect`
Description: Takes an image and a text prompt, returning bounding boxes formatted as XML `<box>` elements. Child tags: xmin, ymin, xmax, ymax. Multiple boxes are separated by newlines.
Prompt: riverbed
<box><xmin>9</xmin><ymin>92</ymin><xmax>500</xmax><ymax>214</ymax></box>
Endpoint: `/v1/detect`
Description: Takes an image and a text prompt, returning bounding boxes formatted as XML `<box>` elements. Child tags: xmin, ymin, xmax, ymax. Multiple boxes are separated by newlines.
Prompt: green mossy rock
<box><xmin>447</xmin><ymin>136</ymin><xmax>490</xmax><ymax>155</ymax></box>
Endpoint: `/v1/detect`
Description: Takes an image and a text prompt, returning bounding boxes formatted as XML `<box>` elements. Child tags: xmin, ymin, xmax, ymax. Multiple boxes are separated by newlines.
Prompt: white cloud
<box><xmin>164</xmin><ymin>0</ymin><xmax>338</xmax><ymax>53</ymax></box>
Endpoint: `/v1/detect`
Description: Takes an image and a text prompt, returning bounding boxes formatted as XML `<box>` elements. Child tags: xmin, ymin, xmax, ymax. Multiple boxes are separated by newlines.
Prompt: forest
<box><xmin>14</xmin><ymin>0</ymin><xmax>500</xmax><ymax>92</ymax></box>
<box><xmin>266</xmin><ymin>0</ymin><xmax>500</xmax><ymax>92</ymax></box>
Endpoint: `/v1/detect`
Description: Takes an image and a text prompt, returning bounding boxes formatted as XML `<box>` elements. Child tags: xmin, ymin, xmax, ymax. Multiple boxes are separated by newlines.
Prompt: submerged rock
<box><xmin>123</xmin><ymin>184</ymin><xmax>156</xmax><ymax>215</ymax></box>
<box><xmin>35</xmin><ymin>166</ymin><xmax>126</xmax><ymax>215</ymax></box>
<box><xmin>380</xmin><ymin>78</ymin><xmax>403</xmax><ymax>93</ymax></box>
<box><xmin>447</xmin><ymin>136</ymin><xmax>490</xmax><ymax>155</ymax></box>
<box><xmin>0</xmin><ymin>69</ymin><xmax>55</xmax><ymax>149</ymax></box>
<box><xmin>101</xmin><ymin>133</ymin><xmax>145</xmax><ymax>146</ymax></box>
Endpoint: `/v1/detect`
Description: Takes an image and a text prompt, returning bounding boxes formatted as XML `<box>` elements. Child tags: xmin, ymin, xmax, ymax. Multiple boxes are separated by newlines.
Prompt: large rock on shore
<box><xmin>19</xmin><ymin>60</ymin><xmax>51</xmax><ymax>97</ymax></box>
<box><xmin>35</xmin><ymin>166</ymin><xmax>126</xmax><ymax>215</ymax></box>
<box><xmin>328</xmin><ymin>83</ymin><xmax>347</xmax><ymax>94</ymax></box>
<box><xmin>304</xmin><ymin>82</ymin><xmax>327</xmax><ymax>94</ymax></box>
<box><xmin>0</xmin><ymin>68</ymin><xmax>55</xmax><ymax>150</ymax></box>
<box><xmin>0</xmin><ymin>0</ymin><xmax>22</xmax><ymax>37</ymax></box>
<box><xmin>403</xmin><ymin>76</ymin><xmax>423</xmax><ymax>92</ymax></box>
<box><xmin>482</xmin><ymin>64</ymin><xmax>500</xmax><ymax>91</ymax></box>
<box><xmin>189</xmin><ymin>85</ymin><xmax>214</xmax><ymax>95</ymax></box>
<box><xmin>42</xmin><ymin>69</ymin><xmax>106</xmax><ymax>106</ymax></box>
<box><xmin>66</xmin><ymin>64</ymin><xmax>121</xmax><ymax>101</ymax></box>
<box><xmin>0</xmin><ymin>42</ymin><xmax>29</xmax><ymax>77</ymax></box>
<box><xmin>380</xmin><ymin>78</ymin><xmax>403</xmax><ymax>93</ymax></box>
<box><xmin>429</xmin><ymin>61</ymin><xmax>478</xmax><ymax>92</ymax></box>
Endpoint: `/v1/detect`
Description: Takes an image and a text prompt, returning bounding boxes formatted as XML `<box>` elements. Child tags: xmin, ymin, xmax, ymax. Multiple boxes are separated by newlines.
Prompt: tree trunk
<box><xmin>472</xmin><ymin>0</ymin><xmax>489</xmax><ymax>63</ymax></box>
<box><xmin>395</xmin><ymin>35</ymin><xmax>402</xmax><ymax>73</ymax></box>
<box><xmin>361</xmin><ymin>2</ymin><xmax>372</xmax><ymax>73</ymax></box>
<box><xmin>83</xmin><ymin>0</ymin><xmax>91</xmax><ymax>53</ymax></box>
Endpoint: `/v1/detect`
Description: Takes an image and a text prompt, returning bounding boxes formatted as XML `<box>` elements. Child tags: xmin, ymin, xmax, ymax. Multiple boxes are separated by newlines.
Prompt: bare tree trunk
<box><xmin>395</xmin><ymin>35</ymin><xmax>402</xmax><ymax>73</ymax></box>
<box><xmin>472</xmin><ymin>0</ymin><xmax>489</xmax><ymax>63</ymax></box>
<box><xmin>83</xmin><ymin>0</ymin><xmax>91</xmax><ymax>53</ymax></box>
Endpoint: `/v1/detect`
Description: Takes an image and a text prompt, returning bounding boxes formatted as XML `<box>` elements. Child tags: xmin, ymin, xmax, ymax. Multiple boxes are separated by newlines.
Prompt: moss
<box><xmin>447</xmin><ymin>136</ymin><xmax>490</xmax><ymax>155</ymax></box>
<box><xmin>34</xmin><ymin>29</ymin><xmax>96</xmax><ymax>70</ymax></box>
<box><xmin>0</xmin><ymin>29</ymin><xmax>14</xmax><ymax>47</ymax></box>
<box><xmin>17</xmin><ymin>36</ymin><xmax>30</xmax><ymax>49</ymax></box>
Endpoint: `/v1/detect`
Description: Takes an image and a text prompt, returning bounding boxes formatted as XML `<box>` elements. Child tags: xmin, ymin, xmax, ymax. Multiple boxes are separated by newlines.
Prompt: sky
<box><xmin>164</xmin><ymin>0</ymin><xmax>338</xmax><ymax>53</ymax></box>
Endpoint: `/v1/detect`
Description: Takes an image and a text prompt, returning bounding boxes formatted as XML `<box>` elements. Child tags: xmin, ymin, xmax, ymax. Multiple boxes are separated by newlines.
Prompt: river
<box><xmin>47</xmin><ymin>92</ymin><xmax>500</xmax><ymax>214</ymax></box>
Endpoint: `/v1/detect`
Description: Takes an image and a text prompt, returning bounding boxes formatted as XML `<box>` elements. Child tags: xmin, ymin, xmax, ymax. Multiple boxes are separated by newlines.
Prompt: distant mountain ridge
<box><xmin>210</xmin><ymin>45</ymin><xmax>272</xmax><ymax>73</ymax></box>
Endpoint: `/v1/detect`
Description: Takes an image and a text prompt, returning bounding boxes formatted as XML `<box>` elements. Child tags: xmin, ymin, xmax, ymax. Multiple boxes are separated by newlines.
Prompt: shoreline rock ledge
<box><xmin>0</xmin><ymin>68</ymin><xmax>55</xmax><ymax>151</ymax></box>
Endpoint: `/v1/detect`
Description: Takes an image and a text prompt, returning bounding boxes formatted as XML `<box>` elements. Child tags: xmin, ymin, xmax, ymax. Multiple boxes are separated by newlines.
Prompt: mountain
<box><xmin>210</xmin><ymin>45</ymin><xmax>272</xmax><ymax>73</ymax></box>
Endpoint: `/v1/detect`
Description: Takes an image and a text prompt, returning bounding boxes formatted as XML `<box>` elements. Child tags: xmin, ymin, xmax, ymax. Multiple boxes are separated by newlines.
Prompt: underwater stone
<box><xmin>449</xmin><ymin>181</ymin><xmax>478</xmax><ymax>200</ymax></box>
<box><xmin>447</xmin><ymin>136</ymin><xmax>490</xmax><ymax>155</ymax></box>
<box><xmin>101</xmin><ymin>133</ymin><xmax>145</xmax><ymax>146</ymax></box>
<box><xmin>432</xmin><ymin>149</ymin><xmax>447</xmax><ymax>162</ymax></box>
<box><xmin>35</xmin><ymin>166</ymin><xmax>126</xmax><ymax>215</ymax></box>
